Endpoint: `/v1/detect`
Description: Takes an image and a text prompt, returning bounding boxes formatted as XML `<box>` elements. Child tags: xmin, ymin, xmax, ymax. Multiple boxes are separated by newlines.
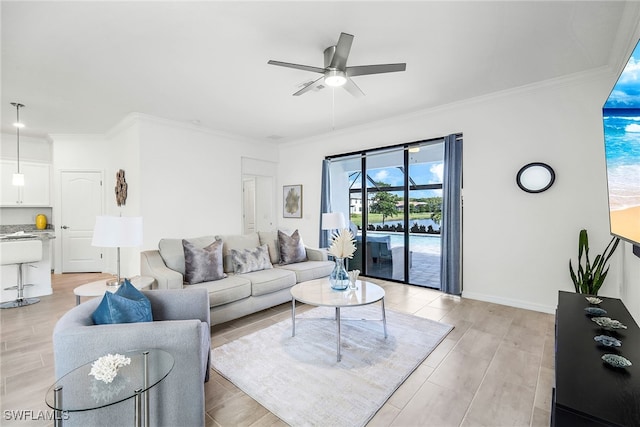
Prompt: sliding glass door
<box><xmin>327</xmin><ymin>138</ymin><xmax>446</xmax><ymax>288</ymax></box>
<box><xmin>364</xmin><ymin>149</ymin><xmax>406</xmax><ymax>282</ymax></box>
<box><xmin>407</xmin><ymin>143</ymin><xmax>443</xmax><ymax>287</ymax></box>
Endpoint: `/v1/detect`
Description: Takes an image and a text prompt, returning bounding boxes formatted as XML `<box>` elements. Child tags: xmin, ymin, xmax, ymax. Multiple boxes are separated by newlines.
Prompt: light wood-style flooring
<box><xmin>1</xmin><ymin>273</ymin><xmax>555</xmax><ymax>427</ymax></box>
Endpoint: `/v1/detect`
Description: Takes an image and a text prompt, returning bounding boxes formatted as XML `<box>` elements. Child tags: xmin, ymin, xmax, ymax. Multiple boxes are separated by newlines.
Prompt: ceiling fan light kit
<box><xmin>324</xmin><ymin>70</ymin><xmax>347</xmax><ymax>87</ymax></box>
<box><xmin>268</xmin><ymin>32</ymin><xmax>406</xmax><ymax>97</ymax></box>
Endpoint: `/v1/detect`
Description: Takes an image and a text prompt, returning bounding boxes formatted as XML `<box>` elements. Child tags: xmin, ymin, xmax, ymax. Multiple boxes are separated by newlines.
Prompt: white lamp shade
<box><xmin>12</xmin><ymin>173</ymin><xmax>24</xmax><ymax>186</ymax></box>
<box><xmin>322</xmin><ymin>212</ymin><xmax>346</xmax><ymax>230</ymax></box>
<box><xmin>91</xmin><ymin>216</ymin><xmax>143</xmax><ymax>247</ymax></box>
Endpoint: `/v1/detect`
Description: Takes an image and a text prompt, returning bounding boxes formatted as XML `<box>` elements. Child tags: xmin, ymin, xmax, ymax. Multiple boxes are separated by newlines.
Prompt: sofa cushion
<box><xmin>258</xmin><ymin>231</ymin><xmax>280</xmax><ymax>264</ymax></box>
<box><xmin>91</xmin><ymin>279</ymin><xmax>153</xmax><ymax>325</ymax></box>
<box><xmin>278</xmin><ymin>230</ymin><xmax>307</xmax><ymax>265</ymax></box>
<box><xmin>277</xmin><ymin>260</ymin><xmax>335</xmax><ymax>283</ymax></box>
<box><xmin>231</xmin><ymin>244</ymin><xmax>273</xmax><ymax>274</ymax></box>
<box><xmin>183</xmin><ymin>239</ymin><xmax>226</xmax><ymax>284</ymax></box>
<box><xmin>159</xmin><ymin>236</ymin><xmax>216</xmax><ymax>276</ymax></box>
<box><xmin>189</xmin><ymin>275</ymin><xmax>252</xmax><ymax>308</ymax></box>
<box><xmin>216</xmin><ymin>233</ymin><xmax>261</xmax><ymax>274</ymax></box>
<box><xmin>242</xmin><ymin>268</ymin><xmax>297</xmax><ymax>297</ymax></box>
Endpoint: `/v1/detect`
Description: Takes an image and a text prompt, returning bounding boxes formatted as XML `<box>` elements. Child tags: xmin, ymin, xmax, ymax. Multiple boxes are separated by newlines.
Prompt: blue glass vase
<box><xmin>329</xmin><ymin>257</ymin><xmax>349</xmax><ymax>290</ymax></box>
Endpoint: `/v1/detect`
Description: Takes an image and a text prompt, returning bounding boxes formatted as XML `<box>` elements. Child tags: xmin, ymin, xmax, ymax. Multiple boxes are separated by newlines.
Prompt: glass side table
<box><xmin>45</xmin><ymin>349</ymin><xmax>174</xmax><ymax>427</ymax></box>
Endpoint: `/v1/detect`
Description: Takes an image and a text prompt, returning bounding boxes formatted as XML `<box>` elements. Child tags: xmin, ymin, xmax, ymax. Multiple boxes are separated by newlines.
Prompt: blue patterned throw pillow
<box><xmin>91</xmin><ymin>279</ymin><xmax>153</xmax><ymax>325</ymax></box>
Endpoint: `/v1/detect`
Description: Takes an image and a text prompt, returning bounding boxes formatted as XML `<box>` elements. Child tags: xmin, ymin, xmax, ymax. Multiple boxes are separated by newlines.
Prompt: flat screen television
<box><xmin>603</xmin><ymin>39</ymin><xmax>640</xmax><ymax>246</ymax></box>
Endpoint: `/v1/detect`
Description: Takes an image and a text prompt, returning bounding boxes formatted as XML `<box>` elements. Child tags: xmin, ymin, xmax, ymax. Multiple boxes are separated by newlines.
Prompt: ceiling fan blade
<box><xmin>346</xmin><ymin>63</ymin><xmax>407</xmax><ymax>77</ymax></box>
<box><xmin>329</xmin><ymin>33</ymin><xmax>354</xmax><ymax>70</ymax></box>
<box><xmin>293</xmin><ymin>76</ymin><xmax>325</xmax><ymax>96</ymax></box>
<box><xmin>268</xmin><ymin>60</ymin><xmax>325</xmax><ymax>74</ymax></box>
<box><xmin>342</xmin><ymin>77</ymin><xmax>365</xmax><ymax>98</ymax></box>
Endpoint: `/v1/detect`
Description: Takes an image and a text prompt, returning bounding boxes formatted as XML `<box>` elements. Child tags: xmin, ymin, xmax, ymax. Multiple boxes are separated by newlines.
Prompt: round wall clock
<box><xmin>516</xmin><ymin>162</ymin><xmax>555</xmax><ymax>193</ymax></box>
<box><xmin>115</xmin><ymin>169</ymin><xmax>128</xmax><ymax>206</ymax></box>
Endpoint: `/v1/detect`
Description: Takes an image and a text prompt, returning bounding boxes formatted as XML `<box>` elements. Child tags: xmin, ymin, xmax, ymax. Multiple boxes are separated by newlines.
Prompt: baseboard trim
<box><xmin>461</xmin><ymin>291</ymin><xmax>556</xmax><ymax>314</ymax></box>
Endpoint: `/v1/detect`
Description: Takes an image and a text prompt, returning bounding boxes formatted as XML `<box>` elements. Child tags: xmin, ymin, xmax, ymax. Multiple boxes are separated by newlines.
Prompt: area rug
<box><xmin>212</xmin><ymin>305</ymin><xmax>453</xmax><ymax>427</ymax></box>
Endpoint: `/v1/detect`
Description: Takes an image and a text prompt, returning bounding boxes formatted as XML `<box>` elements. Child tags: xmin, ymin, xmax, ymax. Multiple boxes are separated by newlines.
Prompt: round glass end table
<box><xmin>45</xmin><ymin>349</ymin><xmax>174</xmax><ymax>427</ymax></box>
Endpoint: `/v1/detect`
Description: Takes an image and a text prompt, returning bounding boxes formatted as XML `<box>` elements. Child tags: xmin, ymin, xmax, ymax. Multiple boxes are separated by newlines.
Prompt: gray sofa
<box><xmin>141</xmin><ymin>231</ymin><xmax>334</xmax><ymax>325</ymax></box>
<box><xmin>52</xmin><ymin>288</ymin><xmax>210</xmax><ymax>427</ymax></box>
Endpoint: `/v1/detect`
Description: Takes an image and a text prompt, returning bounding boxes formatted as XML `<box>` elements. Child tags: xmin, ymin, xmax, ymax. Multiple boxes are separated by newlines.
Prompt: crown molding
<box><xmin>283</xmin><ymin>66</ymin><xmax>613</xmax><ymax>149</ymax></box>
<box><xmin>124</xmin><ymin>112</ymin><xmax>272</xmax><ymax>146</ymax></box>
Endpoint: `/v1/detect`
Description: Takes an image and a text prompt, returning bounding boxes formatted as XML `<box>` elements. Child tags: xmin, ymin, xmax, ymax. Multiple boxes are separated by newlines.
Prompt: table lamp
<box><xmin>322</xmin><ymin>212</ymin><xmax>346</xmax><ymax>234</ymax></box>
<box><xmin>91</xmin><ymin>216</ymin><xmax>143</xmax><ymax>286</ymax></box>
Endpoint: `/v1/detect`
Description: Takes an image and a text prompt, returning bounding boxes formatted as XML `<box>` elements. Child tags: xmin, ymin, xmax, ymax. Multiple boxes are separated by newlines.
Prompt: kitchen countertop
<box><xmin>0</xmin><ymin>231</ymin><xmax>56</xmax><ymax>241</ymax></box>
<box><xmin>0</xmin><ymin>224</ymin><xmax>56</xmax><ymax>240</ymax></box>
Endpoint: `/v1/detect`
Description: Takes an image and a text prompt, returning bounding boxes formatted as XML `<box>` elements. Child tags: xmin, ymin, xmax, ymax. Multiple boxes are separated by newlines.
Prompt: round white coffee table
<box><xmin>74</xmin><ymin>276</ymin><xmax>155</xmax><ymax>305</ymax></box>
<box><xmin>290</xmin><ymin>278</ymin><xmax>387</xmax><ymax>362</ymax></box>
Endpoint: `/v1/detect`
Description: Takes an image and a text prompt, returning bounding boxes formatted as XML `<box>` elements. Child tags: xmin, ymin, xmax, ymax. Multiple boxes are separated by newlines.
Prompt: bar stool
<box><xmin>1</xmin><ymin>239</ymin><xmax>43</xmax><ymax>309</ymax></box>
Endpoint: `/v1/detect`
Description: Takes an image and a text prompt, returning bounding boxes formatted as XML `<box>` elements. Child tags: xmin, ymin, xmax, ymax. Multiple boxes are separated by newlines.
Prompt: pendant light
<box><xmin>11</xmin><ymin>102</ymin><xmax>25</xmax><ymax>186</ymax></box>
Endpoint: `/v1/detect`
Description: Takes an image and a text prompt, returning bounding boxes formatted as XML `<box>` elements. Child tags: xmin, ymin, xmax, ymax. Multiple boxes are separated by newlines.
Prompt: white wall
<box><xmin>621</xmin><ymin>243</ymin><xmax>640</xmax><ymax>321</ymax></box>
<box><xmin>105</xmin><ymin>118</ymin><xmax>142</xmax><ymax>277</ymax></box>
<box><xmin>50</xmin><ymin>116</ymin><xmax>142</xmax><ymax>275</ymax></box>
<box><xmin>278</xmin><ymin>69</ymin><xmax>628</xmax><ymax>314</ymax></box>
<box><xmin>0</xmin><ymin>132</ymin><xmax>52</xmax><ymax>162</ymax></box>
<box><xmin>49</xmin><ymin>114</ymin><xmax>279</xmax><ymax>278</ymax></box>
<box><xmin>137</xmin><ymin>115</ymin><xmax>279</xmax><ymax>250</ymax></box>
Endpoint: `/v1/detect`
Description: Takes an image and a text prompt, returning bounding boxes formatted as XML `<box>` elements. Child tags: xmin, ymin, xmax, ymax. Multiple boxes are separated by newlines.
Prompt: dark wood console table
<box><xmin>553</xmin><ymin>291</ymin><xmax>640</xmax><ymax>426</ymax></box>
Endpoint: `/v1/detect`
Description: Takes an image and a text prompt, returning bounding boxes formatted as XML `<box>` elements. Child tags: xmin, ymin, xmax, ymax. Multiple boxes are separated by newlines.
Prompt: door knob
<box><xmin>61</xmin><ymin>225</ymin><xmax>69</xmax><ymax>229</ymax></box>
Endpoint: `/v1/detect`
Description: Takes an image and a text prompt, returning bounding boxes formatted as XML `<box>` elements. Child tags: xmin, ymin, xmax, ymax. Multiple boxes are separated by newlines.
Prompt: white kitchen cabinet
<box><xmin>1</xmin><ymin>160</ymin><xmax>51</xmax><ymax>206</ymax></box>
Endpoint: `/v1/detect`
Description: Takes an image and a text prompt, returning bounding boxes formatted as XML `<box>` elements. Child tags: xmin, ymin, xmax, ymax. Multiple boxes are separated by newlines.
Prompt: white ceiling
<box><xmin>2</xmin><ymin>1</ymin><xmax>639</xmax><ymax>143</ymax></box>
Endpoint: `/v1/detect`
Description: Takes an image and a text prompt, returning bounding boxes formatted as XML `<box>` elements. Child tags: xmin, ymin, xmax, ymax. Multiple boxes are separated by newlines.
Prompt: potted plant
<box><xmin>569</xmin><ymin>229</ymin><xmax>620</xmax><ymax>295</ymax></box>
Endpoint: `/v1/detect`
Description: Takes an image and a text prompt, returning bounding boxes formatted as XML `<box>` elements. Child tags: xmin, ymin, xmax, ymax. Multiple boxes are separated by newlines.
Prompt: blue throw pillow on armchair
<box><xmin>92</xmin><ymin>279</ymin><xmax>153</xmax><ymax>325</ymax></box>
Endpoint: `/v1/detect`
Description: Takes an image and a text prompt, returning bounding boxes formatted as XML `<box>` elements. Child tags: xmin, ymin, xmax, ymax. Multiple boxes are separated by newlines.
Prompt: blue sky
<box><xmin>370</xmin><ymin>162</ymin><xmax>443</xmax><ymax>187</ymax></box>
<box><xmin>604</xmin><ymin>40</ymin><xmax>640</xmax><ymax>109</ymax></box>
<box><xmin>350</xmin><ymin>161</ymin><xmax>444</xmax><ymax>198</ymax></box>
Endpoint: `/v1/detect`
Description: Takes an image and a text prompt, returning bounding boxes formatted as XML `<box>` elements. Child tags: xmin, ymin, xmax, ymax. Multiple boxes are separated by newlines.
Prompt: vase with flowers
<box><xmin>328</xmin><ymin>228</ymin><xmax>356</xmax><ymax>290</ymax></box>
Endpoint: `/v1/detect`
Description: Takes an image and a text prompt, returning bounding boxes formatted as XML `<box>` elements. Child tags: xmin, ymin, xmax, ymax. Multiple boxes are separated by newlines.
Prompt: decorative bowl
<box><xmin>592</xmin><ymin>317</ymin><xmax>627</xmax><ymax>331</ymax></box>
<box><xmin>602</xmin><ymin>354</ymin><xmax>632</xmax><ymax>368</ymax></box>
<box><xmin>585</xmin><ymin>296</ymin><xmax>603</xmax><ymax>305</ymax></box>
<box><xmin>584</xmin><ymin>307</ymin><xmax>607</xmax><ymax>316</ymax></box>
<box><xmin>594</xmin><ymin>335</ymin><xmax>622</xmax><ymax>347</ymax></box>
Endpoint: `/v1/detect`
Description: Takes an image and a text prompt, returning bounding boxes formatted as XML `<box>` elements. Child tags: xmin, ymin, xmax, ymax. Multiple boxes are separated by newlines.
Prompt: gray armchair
<box><xmin>52</xmin><ymin>288</ymin><xmax>210</xmax><ymax>427</ymax></box>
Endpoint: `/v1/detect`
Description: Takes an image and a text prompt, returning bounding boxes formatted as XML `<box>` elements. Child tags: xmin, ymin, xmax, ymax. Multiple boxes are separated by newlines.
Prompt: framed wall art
<box><xmin>283</xmin><ymin>185</ymin><xmax>302</xmax><ymax>218</ymax></box>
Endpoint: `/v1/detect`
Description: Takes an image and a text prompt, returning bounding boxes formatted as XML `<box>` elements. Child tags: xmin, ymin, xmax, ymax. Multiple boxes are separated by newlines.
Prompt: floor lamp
<box><xmin>91</xmin><ymin>216</ymin><xmax>143</xmax><ymax>286</ymax></box>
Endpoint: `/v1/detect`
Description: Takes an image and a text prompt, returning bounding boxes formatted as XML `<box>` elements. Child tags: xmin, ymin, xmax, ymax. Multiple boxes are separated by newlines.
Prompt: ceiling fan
<box><xmin>268</xmin><ymin>32</ymin><xmax>406</xmax><ymax>97</ymax></box>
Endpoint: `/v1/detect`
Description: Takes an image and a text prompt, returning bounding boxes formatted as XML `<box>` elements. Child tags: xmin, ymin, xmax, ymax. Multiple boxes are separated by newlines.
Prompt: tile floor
<box><xmin>0</xmin><ymin>273</ymin><xmax>555</xmax><ymax>427</ymax></box>
<box><xmin>207</xmin><ymin>277</ymin><xmax>555</xmax><ymax>427</ymax></box>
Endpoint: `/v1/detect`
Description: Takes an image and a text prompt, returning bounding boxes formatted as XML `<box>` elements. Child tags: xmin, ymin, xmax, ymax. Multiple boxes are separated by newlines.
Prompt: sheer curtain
<box><xmin>440</xmin><ymin>134</ymin><xmax>463</xmax><ymax>295</ymax></box>
<box><xmin>319</xmin><ymin>159</ymin><xmax>332</xmax><ymax>248</ymax></box>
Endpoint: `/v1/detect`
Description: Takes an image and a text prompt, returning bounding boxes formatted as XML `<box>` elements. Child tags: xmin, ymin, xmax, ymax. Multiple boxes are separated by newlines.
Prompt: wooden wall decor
<box><xmin>115</xmin><ymin>169</ymin><xmax>128</xmax><ymax>206</ymax></box>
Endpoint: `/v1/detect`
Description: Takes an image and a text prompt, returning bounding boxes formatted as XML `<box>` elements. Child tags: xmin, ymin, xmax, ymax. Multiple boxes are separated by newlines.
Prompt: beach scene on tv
<box><xmin>603</xmin><ymin>41</ymin><xmax>640</xmax><ymax>244</ymax></box>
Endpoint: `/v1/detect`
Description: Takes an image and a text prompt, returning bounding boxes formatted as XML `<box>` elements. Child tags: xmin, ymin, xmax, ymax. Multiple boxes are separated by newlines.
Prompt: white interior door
<box><xmin>255</xmin><ymin>176</ymin><xmax>274</xmax><ymax>231</ymax></box>
<box><xmin>243</xmin><ymin>177</ymin><xmax>256</xmax><ymax>234</ymax></box>
<box><xmin>61</xmin><ymin>171</ymin><xmax>103</xmax><ymax>272</ymax></box>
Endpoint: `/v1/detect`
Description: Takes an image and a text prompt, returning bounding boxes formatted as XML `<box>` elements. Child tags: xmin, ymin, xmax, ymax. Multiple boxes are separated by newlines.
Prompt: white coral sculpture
<box><xmin>89</xmin><ymin>353</ymin><xmax>131</xmax><ymax>384</ymax></box>
<box><xmin>328</xmin><ymin>228</ymin><xmax>356</xmax><ymax>259</ymax></box>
